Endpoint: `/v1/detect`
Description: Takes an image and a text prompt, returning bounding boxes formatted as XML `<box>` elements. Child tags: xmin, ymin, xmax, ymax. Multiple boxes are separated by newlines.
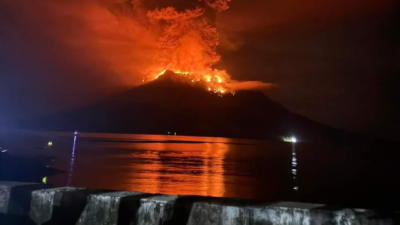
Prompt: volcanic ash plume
<box><xmin>144</xmin><ymin>0</ymin><xmax>233</xmax><ymax>94</ymax></box>
<box><xmin>4</xmin><ymin>0</ymin><xmax>273</xmax><ymax>94</ymax></box>
<box><xmin>200</xmin><ymin>0</ymin><xmax>232</xmax><ymax>11</ymax></box>
<box><xmin>142</xmin><ymin>0</ymin><xmax>273</xmax><ymax>94</ymax></box>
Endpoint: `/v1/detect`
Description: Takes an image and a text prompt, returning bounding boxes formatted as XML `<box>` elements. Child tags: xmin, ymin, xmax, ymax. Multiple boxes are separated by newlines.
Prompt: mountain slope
<box><xmin>22</xmin><ymin>71</ymin><xmax>346</xmax><ymax>140</ymax></box>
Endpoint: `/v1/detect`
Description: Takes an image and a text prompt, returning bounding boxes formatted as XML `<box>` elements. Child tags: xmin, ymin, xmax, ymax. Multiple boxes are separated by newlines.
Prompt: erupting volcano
<box><xmin>140</xmin><ymin>0</ymin><xmax>234</xmax><ymax>95</ymax></box>
<box><xmin>16</xmin><ymin>0</ymin><xmax>361</xmax><ymax>142</ymax></box>
<box><xmin>152</xmin><ymin>70</ymin><xmax>230</xmax><ymax>95</ymax></box>
<box><xmin>10</xmin><ymin>0</ymin><xmax>271</xmax><ymax>93</ymax></box>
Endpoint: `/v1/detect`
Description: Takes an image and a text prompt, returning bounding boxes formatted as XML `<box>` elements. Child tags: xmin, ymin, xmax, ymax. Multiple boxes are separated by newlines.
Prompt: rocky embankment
<box><xmin>0</xmin><ymin>181</ymin><xmax>398</xmax><ymax>225</ymax></box>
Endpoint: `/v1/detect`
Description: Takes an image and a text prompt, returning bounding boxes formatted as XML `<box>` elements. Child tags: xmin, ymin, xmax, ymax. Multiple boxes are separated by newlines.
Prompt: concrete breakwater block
<box><xmin>76</xmin><ymin>191</ymin><xmax>144</xmax><ymax>225</ymax></box>
<box><xmin>187</xmin><ymin>202</ymin><xmax>396</xmax><ymax>225</ymax></box>
<box><xmin>0</xmin><ymin>181</ymin><xmax>46</xmax><ymax>216</ymax></box>
<box><xmin>29</xmin><ymin>187</ymin><xmax>105</xmax><ymax>225</ymax></box>
<box><xmin>135</xmin><ymin>195</ymin><xmax>178</xmax><ymax>225</ymax></box>
<box><xmin>187</xmin><ymin>203</ymin><xmax>248</xmax><ymax>225</ymax></box>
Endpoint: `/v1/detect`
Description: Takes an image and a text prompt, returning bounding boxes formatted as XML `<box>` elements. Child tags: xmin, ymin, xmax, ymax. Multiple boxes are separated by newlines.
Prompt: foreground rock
<box><xmin>187</xmin><ymin>202</ymin><xmax>395</xmax><ymax>225</ymax></box>
<box><xmin>0</xmin><ymin>182</ymin><xmax>397</xmax><ymax>225</ymax></box>
<box><xmin>29</xmin><ymin>187</ymin><xmax>104</xmax><ymax>225</ymax></box>
<box><xmin>0</xmin><ymin>182</ymin><xmax>46</xmax><ymax>216</ymax></box>
<box><xmin>136</xmin><ymin>195</ymin><xmax>178</xmax><ymax>225</ymax></box>
<box><xmin>77</xmin><ymin>191</ymin><xmax>143</xmax><ymax>225</ymax></box>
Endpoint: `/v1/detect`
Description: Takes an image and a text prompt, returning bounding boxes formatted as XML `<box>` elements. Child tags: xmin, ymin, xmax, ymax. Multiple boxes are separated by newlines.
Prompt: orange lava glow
<box><xmin>138</xmin><ymin>1</ymin><xmax>233</xmax><ymax>95</ymax></box>
<box><xmin>148</xmin><ymin>69</ymin><xmax>230</xmax><ymax>95</ymax></box>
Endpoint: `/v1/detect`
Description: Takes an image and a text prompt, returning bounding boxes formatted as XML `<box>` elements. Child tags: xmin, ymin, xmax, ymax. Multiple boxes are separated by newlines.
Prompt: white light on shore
<box><xmin>282</xmin><ymin>136</ymin><xmax>298</xmax><ymax>143</ymax></box>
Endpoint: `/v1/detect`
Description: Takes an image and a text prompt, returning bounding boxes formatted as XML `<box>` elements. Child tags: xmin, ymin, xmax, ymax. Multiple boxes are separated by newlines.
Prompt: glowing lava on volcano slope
<box><xmin>147</xmin><ymin>69</ymin><xmax>230</xmax><ymax>95</ymax></box>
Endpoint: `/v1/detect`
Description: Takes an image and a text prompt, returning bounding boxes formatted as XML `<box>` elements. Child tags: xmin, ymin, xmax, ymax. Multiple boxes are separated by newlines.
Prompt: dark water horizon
<box><xmin>1</xmin><ymin>128</ymin><xmax>400</xmax><ymax>210</ymax></box>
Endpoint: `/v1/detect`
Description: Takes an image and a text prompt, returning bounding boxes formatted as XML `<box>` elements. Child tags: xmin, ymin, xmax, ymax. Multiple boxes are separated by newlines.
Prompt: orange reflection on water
<box><xmin>122</xmin><ymin>141</ymin><xmax>228</xmax><ymax>197</ymax></box>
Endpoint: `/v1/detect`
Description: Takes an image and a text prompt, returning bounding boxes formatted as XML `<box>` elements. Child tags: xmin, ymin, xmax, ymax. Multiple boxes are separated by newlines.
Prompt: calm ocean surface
<box><xmin>2</xmin><ymin>128</ymin><xmax>400</xmax><ymax>209</ymax></box>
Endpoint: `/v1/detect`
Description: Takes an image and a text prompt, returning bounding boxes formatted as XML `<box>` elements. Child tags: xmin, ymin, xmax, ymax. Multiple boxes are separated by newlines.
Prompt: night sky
<box><xmin>1</xmin><ymin>0</ymin><xmax>399</xmax><ymax>140</ymax></box>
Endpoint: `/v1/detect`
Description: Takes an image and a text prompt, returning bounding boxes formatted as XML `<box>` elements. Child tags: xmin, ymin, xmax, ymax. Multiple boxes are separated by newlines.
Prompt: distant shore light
<box><xmin>282</xmin><ymin>136</ymin><xmax>298</xmax><ymax>143</ymax></box>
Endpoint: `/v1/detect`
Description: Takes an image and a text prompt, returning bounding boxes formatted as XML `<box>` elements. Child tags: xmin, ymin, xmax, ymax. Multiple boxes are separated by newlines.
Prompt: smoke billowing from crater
<box><xmin>2</xmin><ymin>0</ymin><xmax>273</xmax><ymax>93</ymax></box>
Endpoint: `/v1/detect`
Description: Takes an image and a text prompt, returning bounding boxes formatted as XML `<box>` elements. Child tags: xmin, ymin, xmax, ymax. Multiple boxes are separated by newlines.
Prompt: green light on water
<box><xmin>42</xmin><ymin>177</ymin><xmax>47</xmax><ymax>184</ymax></box>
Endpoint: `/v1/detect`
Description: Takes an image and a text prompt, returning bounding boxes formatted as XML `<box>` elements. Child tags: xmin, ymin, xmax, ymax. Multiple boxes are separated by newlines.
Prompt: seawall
<box><xmin>0</xmin><ymin>181</ymin><xmax>397</xmax><ymax>225</ymax></box>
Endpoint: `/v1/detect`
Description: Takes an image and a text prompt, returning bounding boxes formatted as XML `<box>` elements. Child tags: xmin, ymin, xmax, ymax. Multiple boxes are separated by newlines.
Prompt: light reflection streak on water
<box><xmin>292</xmin><ymin>143</ymin><xmax>299</xmax><ymax>191</ymax></box>
<box><xmin>46</xmin><ymin>132</ymin><xmax>266</xmax><ymax>199</ymax></box>
<box><xmin>67</xmin><ymin>133</ymin><xmax>77</xmax><ymax>186</ymax></box>
<box><xmin>124</xmin><ymin>142</ymin><xmax>228</xmax><ymax>197</ymax></box>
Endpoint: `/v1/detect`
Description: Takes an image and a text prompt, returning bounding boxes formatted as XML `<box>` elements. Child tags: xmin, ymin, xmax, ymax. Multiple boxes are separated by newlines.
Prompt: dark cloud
<box><xmin>215</xmin><ymin>0</ymin><xmax>400</xmax><ymax>139</ymax></box>
<box><xmin>0</xmin><ymin>0</ymin><xmax>157</xmax><ymax>123</ymax></box>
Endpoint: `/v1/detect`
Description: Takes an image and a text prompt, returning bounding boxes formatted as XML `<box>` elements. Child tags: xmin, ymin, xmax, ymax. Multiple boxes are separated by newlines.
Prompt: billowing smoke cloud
<box><xmin>43</xmin><ymin>0</ymin><xmax>159</xmax><ymax>84</ymax></box>
<box><xmin>200</xmin><ymin>0</ymin><xmax>231</xmax><ymax>11</ymax></box>
<box><xmin>1</xmin><ymin>0</ymin><xmax>159</xmax><ymax>85</ymax></box>
<box><xmin>145</xmin><ymin>0</ymin><xmax>274</xmax><ymax>93</ymax></box>
<box><xmin>1</xmin><ymin>0</ymin><xmax>274</xmax><ymax>112</ymax></box>
<box><xmin>146</xmin><ymin>3</ymin><xmax>228</xmax><ymax>80</ymax></box>
<box><xmin>28</xmin><ymin>0</ymin><xmax>238</xmax><ymax>85</ymax></box>
<box><xmin>0</xmin><ymin>0</ymin><xmax>161</xmax><ymax>120</ymax></box>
